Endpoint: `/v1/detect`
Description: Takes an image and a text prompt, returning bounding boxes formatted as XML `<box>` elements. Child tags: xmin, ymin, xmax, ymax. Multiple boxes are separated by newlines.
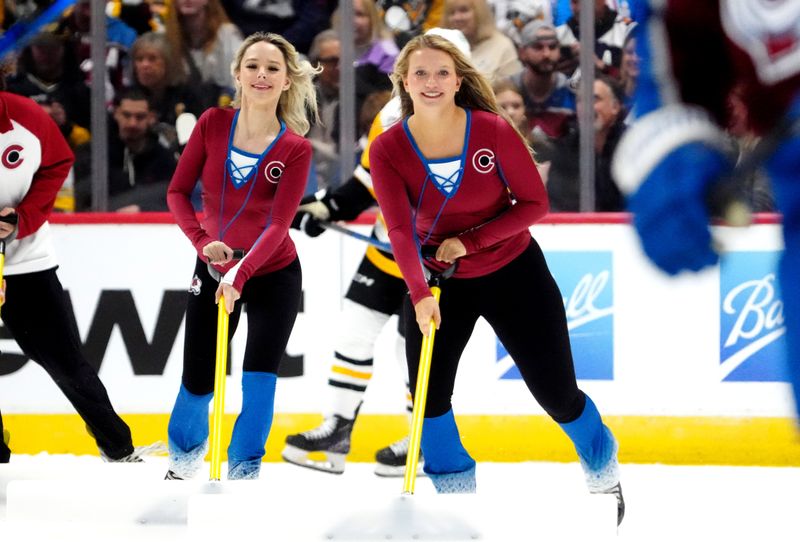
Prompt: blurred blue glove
<box><xmin>627</xmin><ymin>142</ymin><xmax>733</xmax><ymax>275</ymax></box>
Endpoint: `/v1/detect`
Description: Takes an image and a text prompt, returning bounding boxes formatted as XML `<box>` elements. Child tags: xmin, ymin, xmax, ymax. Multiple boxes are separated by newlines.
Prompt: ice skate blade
<box><xmin>281</xmin><ymin>445</ymin><xmax>345</xmax><ymax>474</ymax></box>
<box><xmin>374</xmin><ymin>462</ymin><xmax>426</xmax><ymax>478</ymax></box>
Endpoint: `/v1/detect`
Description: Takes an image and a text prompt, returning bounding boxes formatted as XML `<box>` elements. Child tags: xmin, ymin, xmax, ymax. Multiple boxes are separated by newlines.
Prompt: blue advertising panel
<box><xmin>497</xmin><ymin>251</ymin><xmax>614</xmax><ymax>380</ymax></box>
<box><xmin>720</xmin><ymin>251</ymin><xmax>787</xmax><ymax>382</ymax></box>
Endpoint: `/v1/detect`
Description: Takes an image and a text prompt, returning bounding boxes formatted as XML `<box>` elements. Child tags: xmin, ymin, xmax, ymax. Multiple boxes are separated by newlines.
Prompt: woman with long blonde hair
<box><xmin>165</xmin><ymin>32</ymin><xmax>319</xmax><ymax>481</ymax></box>
<box><xmin>370</xmin><ymin>33</ymin><xmax>624</xmax><ymax>524</ymax></box>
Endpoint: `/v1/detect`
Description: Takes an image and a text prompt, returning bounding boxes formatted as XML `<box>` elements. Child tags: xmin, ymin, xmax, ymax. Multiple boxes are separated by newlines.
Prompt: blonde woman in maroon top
<box><xmin>165</xmin><ymin>32</ymin><xmax>319</xmax><ymax>481</ymax></box>
<box><xmin>370</xmin><ymin>33</ymin><xmax>624</xmax><ymax>524</ymax></box>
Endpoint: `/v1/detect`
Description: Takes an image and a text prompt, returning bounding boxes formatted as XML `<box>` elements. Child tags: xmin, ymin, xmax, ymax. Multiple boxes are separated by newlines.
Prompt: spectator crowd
<box><xmin>0</xmin><ymin>0</ymin><xmax>775</xmax><ymax>213</ymax></box>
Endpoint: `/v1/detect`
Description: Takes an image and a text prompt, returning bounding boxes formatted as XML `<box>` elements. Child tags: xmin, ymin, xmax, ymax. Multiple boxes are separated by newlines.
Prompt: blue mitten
<box><xmin>614</xmin><ymin>105</ymin><xmax>734</xmax><ymax>275</ymax></box>
<box><xmin>628</xmin><ymin>142</ymin><xmax>731</xmax><ymax>274</ymax></box>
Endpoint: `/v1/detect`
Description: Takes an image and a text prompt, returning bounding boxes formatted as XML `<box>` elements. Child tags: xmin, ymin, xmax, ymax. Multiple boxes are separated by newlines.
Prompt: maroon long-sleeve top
<box><xmin>370</xmin><ymin>109</ymin><xmax>549</xmax><ymax>305</ymax></box>
<box><xmin>168</xmin><ymin>107</ymin><xmax>311</xmax><ymax>292</ymax></box>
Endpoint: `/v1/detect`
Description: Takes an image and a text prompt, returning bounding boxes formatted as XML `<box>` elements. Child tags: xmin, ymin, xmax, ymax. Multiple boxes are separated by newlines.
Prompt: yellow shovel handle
<box><xmin>402</xmin><ymin>285</ymin><xmax>441</xmax><ymax>495</ymax></box>
<box><xmin>209</xmin><ymin>296</ymin><xmax>229</xmax><ymax>481</ymax></box>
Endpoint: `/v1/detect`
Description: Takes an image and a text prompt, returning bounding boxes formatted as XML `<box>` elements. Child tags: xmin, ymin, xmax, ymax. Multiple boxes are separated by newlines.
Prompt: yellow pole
<box><xmin>209</xmin><ymin>296</ymin><xmax>229</xmax><ymax>481</ymax></box>
<box><xmin>402</xmin><ymin>285</ymin><xmax>441</xmax><ymax>495</ymax></box>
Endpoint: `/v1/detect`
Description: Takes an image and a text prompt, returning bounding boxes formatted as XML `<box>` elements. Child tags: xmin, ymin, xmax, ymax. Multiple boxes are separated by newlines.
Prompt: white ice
<box><xmin>0</xmin><ymin>455</ymin><xmax>798</xmax><ymax>541</ymax></box>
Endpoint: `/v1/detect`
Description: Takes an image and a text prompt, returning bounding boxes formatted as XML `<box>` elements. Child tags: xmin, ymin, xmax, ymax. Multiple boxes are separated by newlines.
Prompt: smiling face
<box><xmin>402</xmin><ymin>47</ymin><xmax>462</xmax><ymax>112</ymax></box>
<box><xmin>235</xmin><ymin>40</ymin><xmax>291</xmax><ymax>106</ymax></box>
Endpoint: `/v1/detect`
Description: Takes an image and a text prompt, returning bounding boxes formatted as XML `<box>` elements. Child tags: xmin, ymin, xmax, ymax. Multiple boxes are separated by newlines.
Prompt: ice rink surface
<box><xmin>1</xmin><ymin>455</ymin><xmax>798</xmax><ymax>541</ymax></box>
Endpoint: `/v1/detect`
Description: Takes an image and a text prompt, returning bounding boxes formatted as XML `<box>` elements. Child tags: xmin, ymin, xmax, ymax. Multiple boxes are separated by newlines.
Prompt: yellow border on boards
<box><xmin>3</xmin><ymin>413</ymin><xmax>799</xmax><ymax>466</ymax></box>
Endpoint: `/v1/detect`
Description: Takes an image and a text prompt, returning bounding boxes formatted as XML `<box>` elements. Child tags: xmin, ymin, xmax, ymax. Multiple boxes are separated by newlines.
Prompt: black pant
<box><xmin>181</xmin><ymin>257</ymin><xmax>302</xmax><ymax>394</ymax></box>
<box><xmin>1</xmin><ymin>268</ymin><xmax>133</xmax><ymax>459</ymax></box>
<box><xmin>404</xmin><ymin>239</ymin><xmax>586</xmax><ymax>423</ymax></box>
<box><xmin>345</xmin><ymin>253</ymin><xmax>407</xmax><ymax>337</ymax></box>
<box><xmin>0</xmin><ymin>408</ymin><xmax>9</xmax><ymax>462</ymax></box>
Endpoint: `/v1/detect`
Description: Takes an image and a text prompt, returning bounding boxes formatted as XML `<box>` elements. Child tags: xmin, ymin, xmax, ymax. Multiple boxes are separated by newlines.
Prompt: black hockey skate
<box><xmin>282</xmin><ymin>415</ymin><xmax>354</xmax><ymax>474</ymax></box>
<box><xmin>164</xmin><ymin>470</ymin><xmax>184</xmax><ymax>480</ymax></box>
<box><xmin>374</xmin><ymin>436</ymin><xmax>424</xmax><ymax>477</ymax></box>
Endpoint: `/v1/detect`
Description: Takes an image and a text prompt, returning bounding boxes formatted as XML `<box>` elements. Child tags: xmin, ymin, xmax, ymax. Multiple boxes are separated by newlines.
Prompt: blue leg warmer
<box><xmin>167</xmin><ymin>385</ymin><xmax>213</xmax><ymax>478</ymax></box>
<box><xmin>559</xmin><ymin>395</ymin><xmax>618</xmax><ymax>492</ymax></box>
<box><xmin>227</xmin><ymin>372</ymin><xmax>277</xmax><ymax>480</ymax></box>
<box><xmin>421</xmin><ymin>409</ymin><xmax>476</xmax><ymax>493</ymax></box>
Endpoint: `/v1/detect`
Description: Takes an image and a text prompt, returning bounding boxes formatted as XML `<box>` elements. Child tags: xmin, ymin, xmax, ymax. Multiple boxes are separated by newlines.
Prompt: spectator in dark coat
<box><xmin>74</xmin><ymin>88</ymin><xmax>177</xmax><ymax>212</ymax></box>
<box><xmin>536</xmin><ymin>75</ymin><xmax>626</xmax><ymax>212</ymax></box>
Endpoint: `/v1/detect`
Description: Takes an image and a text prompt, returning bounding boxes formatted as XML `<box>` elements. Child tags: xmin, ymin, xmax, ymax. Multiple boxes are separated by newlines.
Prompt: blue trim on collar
<box><xmin>402</xmin><ymin>108</ymin><xmax>471</xmax><ymax>199</ymax></box>
<box><xmin>404</xmin><ymin>109</ymin><xmax>472</xmax><ymax>248</ymax></box>
<box><xmin>226</xmin><ymin>111</ymin><xmax>287</xmax><ymax>189</ymax></box>
<box><xmin>218</xmin><ymin>111</ymin><xmax>287</xmax><ymax>240</ymax></box>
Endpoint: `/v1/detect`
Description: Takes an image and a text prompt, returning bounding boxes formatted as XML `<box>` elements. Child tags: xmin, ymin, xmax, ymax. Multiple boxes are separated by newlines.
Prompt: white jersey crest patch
<box><xmin>264</xmin><ymin>160</ymin><xmax>285</xmax><ymax>184</ymax></box>
<box><xmin>471</xmin><ymin>148</ymin><xmax>496</xmax><ymax>174</ymax></box>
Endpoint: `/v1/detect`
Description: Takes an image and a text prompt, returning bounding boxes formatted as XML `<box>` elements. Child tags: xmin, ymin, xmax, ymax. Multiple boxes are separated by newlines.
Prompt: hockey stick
<box><xmin>403</xmin><ymin>260</ymin><xmax>458</xmax><ymax>495</ymax></box>
<box><xmin>209</xmin><ymin>295</ymin><xmax>230</xmax><ymax>481</ymax></box>
<box><xmin>320</xmin><ymin>220</ymin><xmax>394</xmax><ymax>253</ymax></box>
<box><xmin>0</xmin><ymin>0</ymin><xmax>78</xmax><ymax>60</ymax></box>
<box><xmin>320</xmin><ymin>221</ymin><xmax>447</xmax><ymax>262</ymax></box>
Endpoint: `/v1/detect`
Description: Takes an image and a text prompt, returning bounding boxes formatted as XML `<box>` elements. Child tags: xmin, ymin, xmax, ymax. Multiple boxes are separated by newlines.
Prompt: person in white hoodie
<box><xmin>0</xmin><ymin>82</ymin><xmax>137</xmax><ymax>464</ymax></box>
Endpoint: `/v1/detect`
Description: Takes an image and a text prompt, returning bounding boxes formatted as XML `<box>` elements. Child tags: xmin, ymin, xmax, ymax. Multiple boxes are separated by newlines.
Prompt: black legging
<box><xmin>181</xmin><ymin>257</ymin><xmax>302</xmax><ymax>394</ymax></box>
<box><xmin>0</xmin><ymin>407</ymin><xmax>10</xmax><ymax>462</ymax></box>
<box><xmin>403</xmin><ymin>238</ymin><xmax>586</xmax><ymax>423</ymax></box>
<box><xmin>2</xmin><ymin>268</ymin><xmax>133</xmax><ymax>459</ymax></box>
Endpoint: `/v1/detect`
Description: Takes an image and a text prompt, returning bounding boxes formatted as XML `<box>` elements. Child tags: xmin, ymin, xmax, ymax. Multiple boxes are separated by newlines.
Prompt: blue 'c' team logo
<box><xmin>720</xmin><ymin>251</ymin><xmax>786</xmax><ymax>381</ymax></box>
<box><xmin>496</xmin><ymin>251</ymin><xmax>614</xmax><ymax>380</ymax></box>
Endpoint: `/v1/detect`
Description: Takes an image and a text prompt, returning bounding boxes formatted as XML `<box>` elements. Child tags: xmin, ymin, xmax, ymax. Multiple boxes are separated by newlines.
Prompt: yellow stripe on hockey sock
<box><xmin>331</xmin><ymin>365</ymin><xmax>373</xmax><ymax>380</ymax></box>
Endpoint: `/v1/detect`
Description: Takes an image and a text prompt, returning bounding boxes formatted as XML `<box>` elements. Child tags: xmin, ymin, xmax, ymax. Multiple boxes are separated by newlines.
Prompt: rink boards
<box><xmin>0</xmin><ymin>213</ymin><xmax>797</xmax><ymax>465</ymax></box>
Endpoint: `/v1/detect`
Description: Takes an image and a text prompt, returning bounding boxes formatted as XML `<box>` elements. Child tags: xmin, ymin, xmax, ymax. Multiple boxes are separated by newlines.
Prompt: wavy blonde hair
<box><xmin>230</xmin><ymin>32</ymin><xmax>321</xmax><ymax>135</ymax></box>
<box><xmin>391</xmin><ymin>33</ymin><xmax>530</xmax><ymax>151</ymax></box>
